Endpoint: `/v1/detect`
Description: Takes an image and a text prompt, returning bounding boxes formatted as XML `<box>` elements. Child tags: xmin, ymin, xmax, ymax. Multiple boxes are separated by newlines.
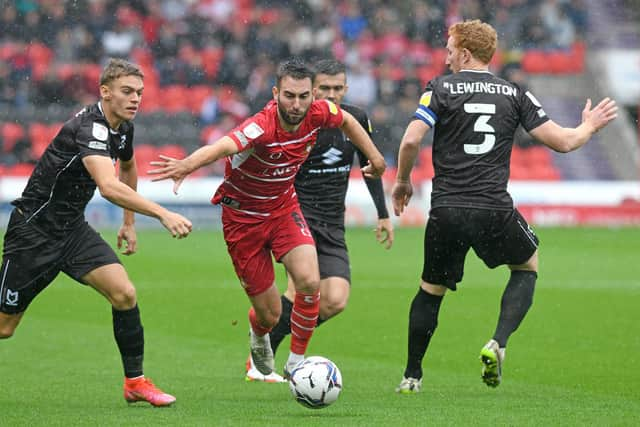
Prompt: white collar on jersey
<box><xmin>459</xmin><ymin>69</ymin><xmax>493</xmax><ymax>74</ymax></box>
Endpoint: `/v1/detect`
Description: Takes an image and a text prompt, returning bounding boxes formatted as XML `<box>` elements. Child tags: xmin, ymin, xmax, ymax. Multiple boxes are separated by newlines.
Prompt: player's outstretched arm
<box><xmin>340</xmin><ymin>110</ymin><xmax>386</xmax><ymax>178</ymax></box>
<box><xmin>83</xmin><ymin>155</ymin><xmax>192</xmax><ymax>239</ymax></box>
<box><xmin>392</xmin><ymin>119</ymin><xmax>430</xmax><ymax>216</ymax></box>
<box><xmin>148</xmin><ymin>136</ymin><xmax>239</xmax><ymax>194</ymax></box>
<box><xmin>530</xmin><ymin>97</ymin><xmax>618</xmax><ymax>153</ymax></box>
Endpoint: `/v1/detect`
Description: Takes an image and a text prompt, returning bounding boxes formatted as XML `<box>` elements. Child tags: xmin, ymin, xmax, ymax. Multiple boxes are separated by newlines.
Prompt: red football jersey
<box><xmin>212</xmin><ymin>99</ymin><xmax>343</xmax><ymax>222</ymax></box>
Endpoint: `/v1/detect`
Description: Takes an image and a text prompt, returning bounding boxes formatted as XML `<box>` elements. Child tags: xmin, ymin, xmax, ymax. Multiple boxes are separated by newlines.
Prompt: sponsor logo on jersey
<box><xmin>419</xmin><ymin>91</ymin><xmax>432</xmax><ymax>107</ymax></box>
<box><xmin>88</xmin><ymin>140</ymin><xmax>108</xmax><ymax>150</ymax></box>
<box><xmin>322</xmin><ymin>147</ymin><xmax>343</xmax><ymax>165</ymax></box>
<box><xmin>92</xmin><ymin>122</ymin><xmax>108</xmax><ymax>141</ymax></box>
<box><xmin>242</xmin><ymin>122</ymin><xmax>264</xmax><ymax>139</ymax></box>
<box><xmin>119</xmin><ymin>134</ymin><xmax>127</xmax><ymax>150</ymax></box>
<box><xmin>326</xmin><ymin>100</ymin><xmax>338</xmax><ymax>115</ymax></box>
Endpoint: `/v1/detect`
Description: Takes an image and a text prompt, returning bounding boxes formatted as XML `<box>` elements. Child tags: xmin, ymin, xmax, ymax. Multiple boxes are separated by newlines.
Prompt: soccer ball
<box><xmin>288</xmin><ymin>356</ymin><xmax>342</xmax><ymax>409</ymax></box>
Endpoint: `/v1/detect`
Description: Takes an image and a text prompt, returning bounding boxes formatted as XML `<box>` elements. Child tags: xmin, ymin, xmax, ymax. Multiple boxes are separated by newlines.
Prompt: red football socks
<box><xmin>248</xmin><ymin>306</ymin><xmax>272</xmax><ymax>336</ymax></box>
<box><xmin>290</xmin><ymin>292</ymin><xmax>320</xmax><ymax>354</ymax></box>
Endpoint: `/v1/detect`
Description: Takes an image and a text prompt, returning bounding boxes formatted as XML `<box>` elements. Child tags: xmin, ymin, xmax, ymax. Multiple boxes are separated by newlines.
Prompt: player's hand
<box><xmin>582</xmin><ymin>97</ymin><xmax>617</xmax><ymax>133</ymax></box>
<box><xmin>160</xmin><ymin>211</ymin><xmax>193</xmax><ymax>239</ymax></box>
<box><xmin>117</xmin><ymin>223</ymin><xmax>137</xmax><ymax>255</ymax></box>
<box><xmin>361</xmin><ymin>158</ymin><xmax>386</xmax><ymax>179</ymax></box>
<box><xmin>148</xmin><ymin>155</ymin><xmax>189</xmax><ymax>195</ymax></box>
<box><xmin>391</xmin><ymin>181</ymin><xmax>413</xmax><ymax>216</ymax></box>
<box><xmin>375</xmin><ymin>218</ymin><xmax>394</xmax><ymax>249</ymax></box>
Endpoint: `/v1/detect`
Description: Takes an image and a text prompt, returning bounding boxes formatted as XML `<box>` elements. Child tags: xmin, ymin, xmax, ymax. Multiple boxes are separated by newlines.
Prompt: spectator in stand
<box><xmin>0</xmin><ymin>4</ymin><xmax>21</xmax><ymax>41</ymax></box>
<box><xmin>0</xmin><ymin>0</ymin><xmax>594</xmax><ymax>166</ymax></box>
<box><xmin>340</xmin><ymin>0</ymin><xmax>368</xmax><ymax>41</ymax></box>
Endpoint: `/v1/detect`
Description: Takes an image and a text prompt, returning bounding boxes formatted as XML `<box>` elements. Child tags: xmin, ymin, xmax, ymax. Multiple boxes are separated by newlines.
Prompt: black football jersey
<box><xmin>295</xmin><ymin>103</ymin><xmax>388</xmax><ymax>224</ymax></box>
<box><xmin>12</xmin><ymin>103</ymin><xmax>134</xmax><ymax>234</ymax></box>
<box><xmin>415</xmin><ymin>70</ymin><xmax>549</xmax><ymax>210</ymax></box>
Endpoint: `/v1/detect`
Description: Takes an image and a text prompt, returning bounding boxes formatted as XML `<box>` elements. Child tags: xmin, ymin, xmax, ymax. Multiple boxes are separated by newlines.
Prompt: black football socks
<box><xmin>113</xmin><ymin>304</ymin><xmax>144</xmax><ymax>378</ymax></box>
<box><xmin>269</xmin><ymin>295</ymin><xmax>294</xmax><ymax>355</ymax></box>
<box><xmin>493</xmin><ymin>270</ymin><xmax>537</xmax><ymax>347</ymax></box>
<box><xmin>404</xmin><ymin>288</ymin><xmax>443</xmax><ymax>379</ymax></box>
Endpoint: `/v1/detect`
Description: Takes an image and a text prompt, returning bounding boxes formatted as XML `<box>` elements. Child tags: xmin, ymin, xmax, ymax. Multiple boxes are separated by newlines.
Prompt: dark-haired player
<box><xmin>245</xmin><ymin>59</ymin><xmax>393</xmax><ymax>381</ymax></box>
<box><xmin>149</xmin><ymin>58</ymin><xmax>386</xmax><ymax>381</ymax></box>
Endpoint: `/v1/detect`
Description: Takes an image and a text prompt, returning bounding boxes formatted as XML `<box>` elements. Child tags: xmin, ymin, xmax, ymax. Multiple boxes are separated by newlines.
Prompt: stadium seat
<box><xmin>1</xmin><ymin>122</ymin><xmax>25</xmax><ymax>153</ymax></box>
<box><xmin>376</xmin><ymin>33</ymin><xmax>410</xmax><ymax>62</ymax></box>
<box><xmin>134</xmin><ymin>143</ymin><xmax>158</xmax><ymax>176</ymax></box>
<box><xmin>407</xmin><ymin>41</ymin><xmax>431</xmax><ymax>65</ymax></box>
<box><xmin>131</xmin><ymin>47</ymin><xmax>154</xmax><ymax>67</ymax></box>
<box><xmin>201</xmin><ymin>47</ymin><xmax>223</xmax><ymax>80</ymax></box>
<box><xmin>6</xmin><ymin>162</ymin><xmax>35</xmax><ymax>176</ymax></box>
<box><xmin>162</xmin><ymin>85</ymin><xmax>190</xmax><ymax>113</ymax></box>
<box><xmin>56</xmin><ymin>63</ymin><xmax>76</xmax><ymax>81</ymax></box>
<box><xmin>157</xmin><ymin>144</ymin><xmax>187</xmax><ymax>160</ymax></box>
<box><xmin>29</xmin><ymin>123</ymin><xmax>61</xmax><ymax>160</ymax></box>
<box><xmin>27</xmin><ymin>42</ymin><xmax>53</xmax><ymax>68</ymax></box>
<box><xmin>0</xmin><ymin>42</ymin><xmax>17</xmax><ymax>61</ymax></box>
<box><xmin>417</xmin><ymin>65</ymin><xmax>441</xmax><ymax>85</ymax></box>
<box><xmin>187</xmin><ymin>85</ymin><xmax>214</xmax><ymax>115</ymax></box>
<box><xmin>83</xmin><ymin>63</ymin><xmax>103</xmax><ymax>87</ymax></box>
<box><xmin>521</xmin><ymin>50</ymin><xmax>550</xmax><ymax>74</ymax></box>
<box><xmin>357</xmin><ymin>33</ymin><xmax>378</xmax><ymax>62</ymax></box>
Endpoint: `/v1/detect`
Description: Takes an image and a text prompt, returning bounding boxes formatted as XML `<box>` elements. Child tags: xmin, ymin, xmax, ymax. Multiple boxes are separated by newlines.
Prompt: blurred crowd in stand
<box><xmin>1</xmin><ymin>0</ymin><xmax>587</xmax><ymax>175</ymax></box>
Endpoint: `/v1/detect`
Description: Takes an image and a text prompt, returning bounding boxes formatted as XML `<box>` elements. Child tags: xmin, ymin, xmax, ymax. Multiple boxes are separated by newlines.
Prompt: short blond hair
<box><xmin>99</xmin><ymin>58</ymin><xmax>144</xmax><ymax>86</ymax></box>
<box><xmin>448</xmin><ymin>20</ymin><xmax>497</xmax><ymax>64</ymax></box>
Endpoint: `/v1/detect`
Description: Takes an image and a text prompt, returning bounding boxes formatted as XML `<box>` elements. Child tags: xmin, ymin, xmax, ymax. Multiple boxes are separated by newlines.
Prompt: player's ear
<box><xmin>272</xmin><ymin>86</ymin><xmax>278</xmax><ymax>101</ymax></box>
<box><xmin>100</xmin><ymin>84</ymin><xmax>111</xmax><ymax>101</ymax></box>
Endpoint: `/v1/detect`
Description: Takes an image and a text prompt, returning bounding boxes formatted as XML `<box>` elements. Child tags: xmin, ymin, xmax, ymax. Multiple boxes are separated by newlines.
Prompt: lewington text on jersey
<box><xmin>444</xmin><ymin>81</ymin><xmax>517</xmax><ymax>97</ymax></box>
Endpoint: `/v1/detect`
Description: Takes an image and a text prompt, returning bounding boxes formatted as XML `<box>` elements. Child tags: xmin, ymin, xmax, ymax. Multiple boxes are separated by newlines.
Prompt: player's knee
<box><xmin>321</xmin><ymin>297</ymin><xmax>347</xmax><ymax>318</ymax></box>
<box><xmin>109</xmin><ymin>283</ymin><xmax>137</xmax><ymax>310</ymax></box>
<box><xmin>0</xmin><ymin>324</ymin><xmax>16</xmax><ymax>339</ymax></box>
<box><xmin>294</xmin><ymin>275</ymin><xmax>320</xmax><ymax>294</ymax></box>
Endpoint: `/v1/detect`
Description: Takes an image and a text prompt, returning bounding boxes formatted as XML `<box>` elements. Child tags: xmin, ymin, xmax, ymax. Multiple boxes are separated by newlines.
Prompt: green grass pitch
<box><xmin>1</xmin><ymin>226</ymin><xmax>638</xmax><ymax>426</ymax></box>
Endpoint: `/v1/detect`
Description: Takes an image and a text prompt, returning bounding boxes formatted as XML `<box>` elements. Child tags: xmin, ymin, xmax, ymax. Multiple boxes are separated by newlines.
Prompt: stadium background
<box><xmin>0</xmin><ymin>2</ymin><xmax>639</xmax><ymax>424</ymax></box>
<box><xmin>0</xmin><ymin>0</ymin><xmax>639</xmax><ymax>227</ymax></box>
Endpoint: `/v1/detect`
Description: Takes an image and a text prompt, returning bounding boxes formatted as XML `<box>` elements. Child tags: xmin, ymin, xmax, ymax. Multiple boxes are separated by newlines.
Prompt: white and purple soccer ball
<box><xmin>288</xmin><ymin>356</ymin><xmax>342</xmax><ymax>409</ymax></box>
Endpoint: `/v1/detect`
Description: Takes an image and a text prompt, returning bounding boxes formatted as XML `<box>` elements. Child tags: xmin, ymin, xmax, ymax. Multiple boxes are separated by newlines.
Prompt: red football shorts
<box><xmin>221</xmin><ymin>207</ymin><xmax>315</xmax><ymax>296</ymax></box>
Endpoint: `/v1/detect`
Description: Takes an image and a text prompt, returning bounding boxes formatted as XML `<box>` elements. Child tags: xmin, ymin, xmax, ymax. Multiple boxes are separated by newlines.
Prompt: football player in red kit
<box><xmin>150</xmin><ymin>58</ymin><xmax>386</xmax><ymax>380</ymax></box>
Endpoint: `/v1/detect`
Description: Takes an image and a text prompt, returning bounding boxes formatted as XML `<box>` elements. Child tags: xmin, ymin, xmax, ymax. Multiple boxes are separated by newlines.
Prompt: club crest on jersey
<box><xmin>325</xmin><ymin>100</ymin><xmax>338</xmax><ymax>115</ymax></box>
<box><xmin>242</xmin><ymin>122</ymin><xmax>264</xmax><ymax>139</ymax></box>
<box><xmin>5</xmin><ymin>289</ymin><xmax>19</xmax><ymax>306</ymax></box>
<box><xmin>419</xmin><ymin>91</ymin><xmax>432</xmax><ymax>107</ymax></box>
<box><xmin>92</xmin><ymin>122</ymin><xmax>108</xmax><ymax>141</ymax></box>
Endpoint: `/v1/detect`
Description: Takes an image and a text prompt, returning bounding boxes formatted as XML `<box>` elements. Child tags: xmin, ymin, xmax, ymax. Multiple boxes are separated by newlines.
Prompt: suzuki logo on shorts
<box><xmin>5</xmin><ymin>289</ymin><xmax>19</xmax><ymax>306</ymax></box>
<box><xmin>303</xmin><ymin>295</ymin><xmax>315</xmax><ymax>304</ymax></box>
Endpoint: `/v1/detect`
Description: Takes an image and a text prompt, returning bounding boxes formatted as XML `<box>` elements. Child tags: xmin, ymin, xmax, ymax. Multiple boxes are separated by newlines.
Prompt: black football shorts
<box><xmin>0</xmin><ymin>209</ymin><xmax>120</xmax><ymax>314</ymax></box>
<box><xmin>422</xmin><ymin>207</ymin><xmax>539</xmax><ymax>290</ymax></box>
<box><xmin>306</xmin><ymin>217</ymin><xmax>351</xmax><ymax>283</ymax></box>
